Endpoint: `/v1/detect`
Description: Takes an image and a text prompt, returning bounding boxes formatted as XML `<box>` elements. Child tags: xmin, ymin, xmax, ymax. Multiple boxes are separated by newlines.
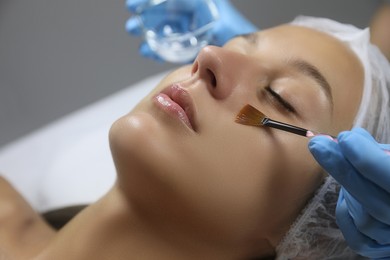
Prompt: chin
<box><xmin>109</xmin><ymin>112</ymin><xmax>159</xmax><ymax>166</ymax></box>
<box><xmin>109</xmin><ymin>109</ymin><xmax>184</xmax><ymax>176</ymax></box>
<box><xmin>108</xmin><ymin>111</ymin><xmax>187</xmax><ymax>211</ymax></box>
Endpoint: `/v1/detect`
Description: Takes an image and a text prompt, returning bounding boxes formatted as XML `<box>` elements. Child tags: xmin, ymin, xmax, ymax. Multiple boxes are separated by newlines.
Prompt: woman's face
<box><xmin>109</xmin><ymin>25</ymin><xmax>363</xmax><ymax>254</ymax></box>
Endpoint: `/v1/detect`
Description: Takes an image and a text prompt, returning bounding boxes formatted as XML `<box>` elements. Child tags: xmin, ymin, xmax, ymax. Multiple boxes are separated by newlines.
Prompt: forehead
<box><xmin>245</xmin><ymin>24</ymin><xmax>361</xmax><ymax>69</ymax></box>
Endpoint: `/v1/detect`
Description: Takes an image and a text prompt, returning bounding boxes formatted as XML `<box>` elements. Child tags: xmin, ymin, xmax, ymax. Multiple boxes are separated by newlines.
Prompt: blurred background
<box><xmin>0</xmin><ymin>0</ymin><xmax>381</xmax><ymax>147</ymax></box>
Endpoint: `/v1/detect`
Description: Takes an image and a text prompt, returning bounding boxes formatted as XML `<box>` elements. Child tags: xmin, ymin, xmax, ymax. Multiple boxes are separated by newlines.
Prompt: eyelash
<box><xmin>265</xmin><ymin>86</ymin><xmax>296</xmax><ymax>113</ymax></box>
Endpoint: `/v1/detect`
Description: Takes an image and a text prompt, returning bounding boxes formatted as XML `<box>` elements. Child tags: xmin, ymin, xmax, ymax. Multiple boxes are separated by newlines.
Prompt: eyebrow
<box><xmin>238</xmin><ymin>33</ymin><xmax>334</xmax><ymax>108</ymax></box>
<box><xmin>287</xmin><ymin>58</ymin><xmax>333</xmax><ymax>107</ymax></box>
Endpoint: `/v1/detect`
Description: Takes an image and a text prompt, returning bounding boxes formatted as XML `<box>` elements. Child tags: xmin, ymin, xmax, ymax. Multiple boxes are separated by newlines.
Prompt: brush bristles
<box><xmin>235</xmin><ymin>104</ymin><xmax>266</xmax><ymax>126</ymax></box>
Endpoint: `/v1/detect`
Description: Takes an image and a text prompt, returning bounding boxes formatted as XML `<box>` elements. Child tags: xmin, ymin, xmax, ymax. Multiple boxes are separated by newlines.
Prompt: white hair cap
<box><xmin>276</xmin><ymin>16</ymin><xmax>390</xmax><ymax>259</ymax></box>
<box><xmin>276</xmin><ymin>177</ymin><xmax>364</xmax><ymax>259</ymax></box>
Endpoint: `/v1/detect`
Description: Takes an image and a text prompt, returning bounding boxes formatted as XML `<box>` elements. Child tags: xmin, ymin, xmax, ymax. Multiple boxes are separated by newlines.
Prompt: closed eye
<box><xmin>265</xmin><ymin>87</ymin><xmax>296</xmax><ymax>113</ymax></box>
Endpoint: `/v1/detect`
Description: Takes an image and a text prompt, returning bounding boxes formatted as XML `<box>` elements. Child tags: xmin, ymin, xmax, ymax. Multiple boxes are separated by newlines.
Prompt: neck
<box><xmin>34</xmin><ymin>185</ymin><xmax>253</xmax><ymax>260</ymax></box>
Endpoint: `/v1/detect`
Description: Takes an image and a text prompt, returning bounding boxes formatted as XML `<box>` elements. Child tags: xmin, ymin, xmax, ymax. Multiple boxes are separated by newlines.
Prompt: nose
<box><xmin>191</xmin><ymin>46</ymin><xmax>246</xmax><ymax>100</ymax></box>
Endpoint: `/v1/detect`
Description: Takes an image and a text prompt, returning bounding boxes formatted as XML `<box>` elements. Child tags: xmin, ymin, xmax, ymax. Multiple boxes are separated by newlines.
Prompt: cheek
<box><xmin>212</xmin><ymin>132</ymin><xmax>324</xmax><ymax>235</ymax></box>
<box><xmin>250</xmin><ymin>136</ymin><xmax>325</xmax><ymax>244</ymax></box>
<box><xmin>171</xmin><ymin>131</ymin><xmax>281</xmax><ymax>239</ymax></box>
<box><xmin>182</xmin><ymin>127</ymin><xmax>321</xmax><ymax>236</ymax></box>
<box><xmin>109</xmin><ymin>108</ymin><xmax>324</xmax><ymax>242</ymax></box>
<box><xmin>331</xmin><ymin>88</ymin><xmax>362</xmax><ymax>131</ymax></box>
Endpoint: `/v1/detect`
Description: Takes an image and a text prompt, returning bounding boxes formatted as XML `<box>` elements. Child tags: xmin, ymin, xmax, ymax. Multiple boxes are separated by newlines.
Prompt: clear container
<box><xmin>134</xmin><ymin>0</ymin><xmax>219</xmax><ymax>63</ymax></box>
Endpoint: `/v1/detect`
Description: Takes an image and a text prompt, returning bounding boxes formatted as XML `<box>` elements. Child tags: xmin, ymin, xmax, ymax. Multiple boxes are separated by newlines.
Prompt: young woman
<box><xmin>0</xmin><ymin>17</ymin><xmax>388</xmax><ymax>259</ymax></box>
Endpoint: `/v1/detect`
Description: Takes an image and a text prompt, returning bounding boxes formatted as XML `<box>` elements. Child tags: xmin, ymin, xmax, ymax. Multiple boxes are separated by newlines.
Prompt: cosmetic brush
<box><xmin>235</xmin><ymin>104</ymin><xmax>331</xmax><ymax>138</ymax></box>
<box><xmin>235</xmin><ymin>104</ymin><xmax>390</xmax><ymax>155</ymax></box>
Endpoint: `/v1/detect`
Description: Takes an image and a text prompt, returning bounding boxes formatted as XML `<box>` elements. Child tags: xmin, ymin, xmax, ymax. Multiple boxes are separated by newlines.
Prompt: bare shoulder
<box><xmin>0</xmin><ymin>176</ymin><xmax>36</xmax><ymax>225</ymax></box>
<box><xmin>0</xmin><ymin>176</ymin><xmax>55</xmax><ymax>259</ymax></box>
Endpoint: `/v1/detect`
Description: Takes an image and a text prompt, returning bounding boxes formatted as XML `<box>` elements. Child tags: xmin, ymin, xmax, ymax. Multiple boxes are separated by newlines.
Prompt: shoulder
<box><xmin>0</xmin><ymin>176</ymin><xmax>55</xmax><ymax>259</ymax></box>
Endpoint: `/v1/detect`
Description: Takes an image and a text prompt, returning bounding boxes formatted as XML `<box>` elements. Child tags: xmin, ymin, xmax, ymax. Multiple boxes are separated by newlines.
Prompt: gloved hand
<box><xmin>125</xmin><ymin>0</ymin><xmax>258</xmax><ymax>61</ymax></box>
<box><xmin>309</xmin><ymin>127</ymin><xmax>390</xmax><ymax>259</ymax></box>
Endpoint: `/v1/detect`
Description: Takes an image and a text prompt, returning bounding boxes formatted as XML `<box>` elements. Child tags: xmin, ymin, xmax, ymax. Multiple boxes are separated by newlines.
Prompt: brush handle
<box><xmin>261</xmin><ymin>118</ymin><xmax>390</xmax><ymax>155</ymax></box>
<box><xmin>261</xmin><ymin>118</ymin><xmax>308</xmax><ymax>136</ymax></box>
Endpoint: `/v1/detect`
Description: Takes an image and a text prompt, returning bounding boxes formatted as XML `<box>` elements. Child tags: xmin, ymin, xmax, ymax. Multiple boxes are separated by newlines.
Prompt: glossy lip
<box><xmin>153</xmin><ymin>84</ymin><xmax>197</xmax><ymax>132</ymax></box>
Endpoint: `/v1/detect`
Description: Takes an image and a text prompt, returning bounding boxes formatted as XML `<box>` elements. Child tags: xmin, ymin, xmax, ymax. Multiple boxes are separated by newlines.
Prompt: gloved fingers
<box><xmin>338</xmin><ymin>130</ymin><xmax>390</xmax><ymax>192</ymax></box>
<box><xmin>351</xmin><ymin>127</ymin><xmax>390</xmax><ymax>155</ymax></box>
<box><xmin>194</xmin><ymin>1</ymin><xmax>217</xmax><ymax>15</ymax></box>
<box><xmin>351</xmin><ymin>127</ymin><xmax>377</xmax><ymax>142</ymax></box>
<box><xmin>341</xmin><ymin>128</ymin><xmax>390</xmax><ymax>155</ymax></box>
<box><xmin>342</xmin><ymin>173</ymin><xmax>390</xmax><ymax>226</ymax></box>
<box><xmin>309</xmin><ymin>135</ymin><xmax>390</xmax><ymax>224</ymax></box>
<box><xmin>309</xmin><ymin>135</ymin><xmax>354</xmax><ymax>187</ymax></box>
<box><xmin>209</xmin><ymin>0</ymin><xmax>258</xmax><ymax>46</ymax></box>
<box><xmin>126</xmin><ymin>0</ymin><xmax>149</xmax><ymax>13</ymax></box>
<box><xmin>139</xmin><ymin>43</ymin><xmax>164</xmax><ymax>61</ymax></box>
<box><xmin>342</xmin><ymin>189</ymin><xmax>390</xmax><ymax>244</ymax></box>
<box><xmin>126</xmin><ymin>17</ymin><xmax>163</xmax><ymax>61</ymax></box>
<box><xmin>379</xmin><ymin>143</ymin><xmax>390</xmax><ymax>152</ymax></box>
<box><xmin>126</xmin><ymin>17</ymin><xmax>143</xmax><ymax>36</ymax></box>
<box><xmin>336</xmin><ymin>196</ymin><xmax>390</xmax><ymax>259</ymax></box>
<box><xmin>309</xmin><ymin>135</ymin><xmax>340</xmax><ymax>165</ymax></box>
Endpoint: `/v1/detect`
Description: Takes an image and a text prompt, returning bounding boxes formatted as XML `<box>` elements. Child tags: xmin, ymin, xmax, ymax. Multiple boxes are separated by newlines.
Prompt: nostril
<box><xmin>206</xmin><ymin>69</ymin><xmax>217</xmax><ymax>88</ymax></box>
<box><xmin>191</xmin><ymin>61</ymin><xmax>199</xmax><ymax>75</ymax></box>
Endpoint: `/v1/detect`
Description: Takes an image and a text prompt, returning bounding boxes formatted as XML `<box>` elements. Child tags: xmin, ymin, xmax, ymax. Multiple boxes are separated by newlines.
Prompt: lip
<box><xmin>153</xmin><ymin>84</ymin><xmax>197</xmax><ymax>131</ymax></box>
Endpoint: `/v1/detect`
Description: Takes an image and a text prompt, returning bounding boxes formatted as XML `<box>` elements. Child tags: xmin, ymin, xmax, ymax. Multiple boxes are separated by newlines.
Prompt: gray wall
<box><xmin>0</xmin><ymin>0</ymin><xmax>381</xmax><ymax>146</ymax></box>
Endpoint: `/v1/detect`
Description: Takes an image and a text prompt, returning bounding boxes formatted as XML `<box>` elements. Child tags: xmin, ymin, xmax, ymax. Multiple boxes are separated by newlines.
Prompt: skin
<box><xmin>0</xmin><ymin>24</ymin><xmax>363</xmax><ymax>259</ymax></box>
<box><xmin>371</xmin><ymin>3</ymin><xmax>390</xmax><ymax>60</ymax></box>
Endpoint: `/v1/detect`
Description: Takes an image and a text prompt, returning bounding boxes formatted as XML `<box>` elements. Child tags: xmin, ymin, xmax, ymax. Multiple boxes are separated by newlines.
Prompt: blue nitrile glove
<box><xmin>125</xmin><ymin>0</ymin><xmax>258</xmax><ymax>61</ymax></box>
<box><xmin>309</xmin><ymin>127</ymin><xmax>390</xmax><ymax>259</ymax></box>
